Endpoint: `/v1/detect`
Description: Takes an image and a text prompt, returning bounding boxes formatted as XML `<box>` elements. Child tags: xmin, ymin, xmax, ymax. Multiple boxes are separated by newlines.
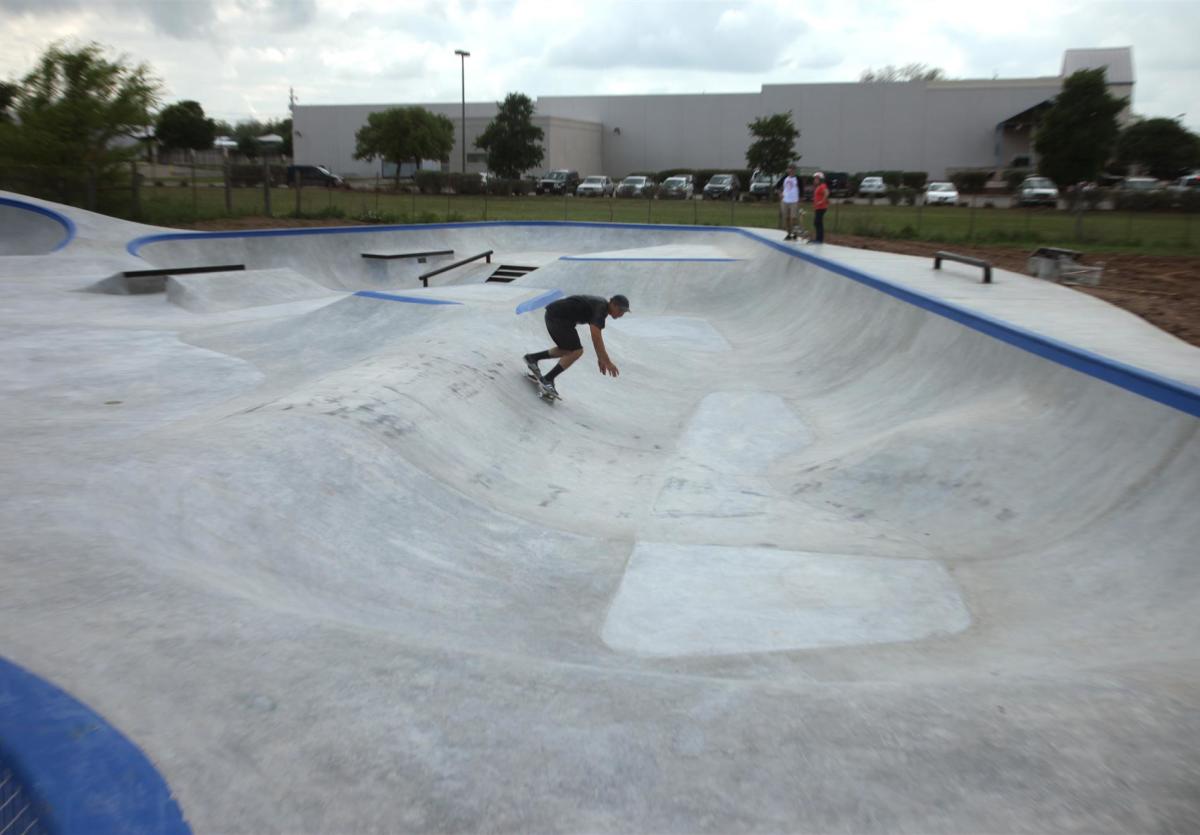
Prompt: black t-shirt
<box><xmin>546</xmin><ymin>294</ymin><xmax>609</xmax><ymax>329</ymax></box>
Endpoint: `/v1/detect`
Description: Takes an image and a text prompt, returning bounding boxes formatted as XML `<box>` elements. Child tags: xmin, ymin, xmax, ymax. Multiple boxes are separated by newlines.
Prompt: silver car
<box><xmin>1015</xmin><ymin>176</ymin><xmax>1059</xmax><ymax>207</ymax></box>
<box><xmin>576</xmin><ymin>175</ymin><xmax>614</xmax><ymax>197</ymax></box>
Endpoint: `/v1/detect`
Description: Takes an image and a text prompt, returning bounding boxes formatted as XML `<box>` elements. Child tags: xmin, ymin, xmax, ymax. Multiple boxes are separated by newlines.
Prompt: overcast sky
<box><xmin>1</xmin><ymin>0</ymin><xmax>1198</xmax><ymax>132</ymax></box>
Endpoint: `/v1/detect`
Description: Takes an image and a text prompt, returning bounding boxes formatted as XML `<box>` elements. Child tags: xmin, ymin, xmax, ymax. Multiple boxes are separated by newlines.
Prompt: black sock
<box><xmin>544</xmin><ymin>364</ymin><xmax>564</xmax><ymax>382</ymax></box>
<box><xmin>526</xmin><ymin>350</ymin><xmax>553</xmax><ymax>362</ymax></box>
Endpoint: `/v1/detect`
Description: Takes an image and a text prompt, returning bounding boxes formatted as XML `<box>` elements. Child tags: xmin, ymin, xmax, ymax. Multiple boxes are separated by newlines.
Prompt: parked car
<box><xmin>1118</xmin><ymin>176</ymin><xmax>1162</xmax><ymax>193</ymax></box>
<box><xmin>858</xmin><ymin>176</ymin><xmax>887</xmax><ymax>198</ymax></box>
<box><xmin>748</xmin><ymin>171</ymin><xmax>777</xmax><ymax>201</ymax></box>
<box><xmin>1167</xmin><ymin>173</ymin><xmax>1200</xmax><ymax>194</ymax></box>
<box><xmin>285</xmin><ymin>164</ymin><xmax>347</xmax><ymax>188</ymax></box>
<box><xmin>576</xmin><ymin>175</ymin><xmax>615</xmax><ymax>197</ymax></box>
<box><xmin>823</xmin><ymin>171</ymin><xmax>851</xmax><ymax>197</ymax></box>
<box><xmin>923</xmin><ymin>181</ymin><xmax>959</xmax><ymax>205</ymax></box>
<box><xmin>1014</xmin><ymin>176</ymin><xmax>1059</xmax><ymax>207</ymax></box>
<box><xmin>702</xmin><ymin>173</ymin><xmax>740</xmax><ymax>200</ymax></box>
<box><xmin>536</xmin><ymin>169</ymin><xmax>581</xmax><ymax>195</ymax></box>
<box><xmin>616</xmin><ymin>175</ymin><xmax>655</xmax><ymax>197</ymax></box>
<box><xmin>659</xmin><ymin>174</ymin><xmax>694</xmax><ymax>199</ymax></box>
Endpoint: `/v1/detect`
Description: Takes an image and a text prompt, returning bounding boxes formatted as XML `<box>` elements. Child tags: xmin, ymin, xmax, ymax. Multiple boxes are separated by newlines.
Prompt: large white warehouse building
<box><xmin>292</xmin><ymin>48</ymin><xmax>1133</xmax><ymax>181</ymax></box>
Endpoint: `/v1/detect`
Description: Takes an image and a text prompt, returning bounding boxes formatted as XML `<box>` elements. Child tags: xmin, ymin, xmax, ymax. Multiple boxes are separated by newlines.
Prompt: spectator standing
<box><xmin>775</xmin><ymin>164</ymin><xmax>802</xmax><ymax>241</ymax></box>
<box><xmin>811</xmin><ymin>172</ymin><xmax>829</xmax><ymax>244</ymax></box>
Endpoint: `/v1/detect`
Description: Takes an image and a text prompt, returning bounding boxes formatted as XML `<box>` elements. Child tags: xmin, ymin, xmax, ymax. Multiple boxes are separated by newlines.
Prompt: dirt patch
<box><xmin>173</xmin><ymin>217</ymin><xmax>1200</xmax><ymax>349</ymax></box>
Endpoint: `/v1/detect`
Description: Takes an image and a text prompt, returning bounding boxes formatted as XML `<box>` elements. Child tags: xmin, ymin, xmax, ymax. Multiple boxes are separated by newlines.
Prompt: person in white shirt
<box><xmin>774</xmin><ymin>164</ymin><xmax>803</xmax><ymax>241</ymax></box>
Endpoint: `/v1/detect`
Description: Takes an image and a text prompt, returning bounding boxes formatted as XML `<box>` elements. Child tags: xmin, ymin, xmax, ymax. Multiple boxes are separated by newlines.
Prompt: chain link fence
<box><xmin>1</xmin><ymin>163</ymin><xmax>1196</xmax><ymax>252</ymax></box>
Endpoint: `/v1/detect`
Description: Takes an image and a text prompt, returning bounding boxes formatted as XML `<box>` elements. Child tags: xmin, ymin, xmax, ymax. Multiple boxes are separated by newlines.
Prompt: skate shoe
<box><xmin>523</xmin><ymin>354</ymin><xmax>542</xmax><ymax>379</ymax></box>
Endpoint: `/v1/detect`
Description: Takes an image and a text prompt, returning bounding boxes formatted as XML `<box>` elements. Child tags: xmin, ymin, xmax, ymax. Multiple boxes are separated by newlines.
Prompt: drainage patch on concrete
<box><xmin>602</xmin><ymin>541</ymin><xmax>971</xmax><ymax>657</ymax></box>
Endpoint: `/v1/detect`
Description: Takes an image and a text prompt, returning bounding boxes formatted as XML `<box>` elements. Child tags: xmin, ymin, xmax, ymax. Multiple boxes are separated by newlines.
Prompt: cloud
<box><xmin>147</xmin><ymin>0</ymin><xmax>219</xmax><ymax>39</ymax></box>
<box><xmin>0</xmin><ymin>0</ymin><xmax>81</xmax><ymax>10</ymax></box>
<box><xmin>0</xmin><ymin>0</ymin><xmax>1197</xmax><ymax>132</ymax></box>
<box><xmin>544</xmin><ymin>2</ymin><xmax>810</xmax><ymax>74</ymax></box>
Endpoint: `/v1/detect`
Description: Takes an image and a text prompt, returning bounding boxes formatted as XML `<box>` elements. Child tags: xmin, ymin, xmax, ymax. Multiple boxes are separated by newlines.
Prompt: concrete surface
<box><xmin>1</xmin><ymin>191</ymin><xmax>1199</xmax><ymax>833</ymax></box>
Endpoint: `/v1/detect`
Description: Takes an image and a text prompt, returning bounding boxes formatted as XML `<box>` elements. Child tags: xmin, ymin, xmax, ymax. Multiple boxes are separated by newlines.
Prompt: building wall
<box><xmin>291</xmin><ymin>50</ymin><xmax>1131</xmax><ymax>183</ymax></box>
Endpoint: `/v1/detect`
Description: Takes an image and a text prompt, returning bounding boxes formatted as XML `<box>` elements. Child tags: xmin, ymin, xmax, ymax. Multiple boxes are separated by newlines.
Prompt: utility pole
<box><xmin>454</xmin><ymin>49</ymin><xmax>470</xmax><ymax>174</ymax></box>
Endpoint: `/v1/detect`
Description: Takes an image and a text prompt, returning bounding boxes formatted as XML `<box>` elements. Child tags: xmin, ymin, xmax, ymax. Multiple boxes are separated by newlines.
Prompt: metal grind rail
<box><xmin>418</xmin><ymin>250</ymin><xmax>493</xmax><ymax>287</ymax></box>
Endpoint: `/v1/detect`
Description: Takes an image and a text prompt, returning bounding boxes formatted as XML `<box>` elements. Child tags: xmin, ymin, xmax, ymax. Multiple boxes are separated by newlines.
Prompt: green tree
<box><xmin>860</xmin><ymin>63</ymin><xmax>945</xmax><ymax>83</ymax></box>
<box><xmin>0</xmin><ymin>81</ymin><xmax>17</xmax><ymax>124</ymax></box>
<box><xmin>1034</xmin><ymin>68</ymin><xmax>1126</xmax><ymax>185</ymax></box>
<box><xmin>1115</xmin><ymin>117</ymin><xmax>1200</xmax><ymax>180</ymax></box>
<box><xmin>745</xmin><ymin>112</ymin><xmax>799</xmax><ymax>175</ymax></box>
<box><xmin>155</xmin><ymin>100</ymin><xmax>216</xmax><ymax>152</ymax></box>
<box><xmin>354</xmin><ymin>106</ymin><xmax>454</xmax><ymax>185</ymax></box>
<box><xmin>226</xmin><ymin>118</ymin><xmax>292</xmax><ymax>159</ymax></box>
<box><xmin>7</xmin><ymin>42</ymin><xmax>160</xmax><ymax>168</ymax></box>
<box><xmin>474</xmin><ymin>92</ymin><xmax>544</xmax><ymax>179</ymax></box>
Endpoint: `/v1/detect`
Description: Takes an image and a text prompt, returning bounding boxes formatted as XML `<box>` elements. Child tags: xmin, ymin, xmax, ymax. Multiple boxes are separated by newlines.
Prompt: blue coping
<box><xmin>124</xmin><ymin>220</ymin><xmax>1200</xmax><ymax>418</ymax></box>
<box><xmin>0</xmin><ymin>196</ymin><xmax>77</xmax><ymax>253</ymax></box>
<box><xmin>124</xmin><ymin>220</ymin><xmax>704</xmax><ymax>257</ymax></box>
<box><xmin>516</xmin><ymin>289</ymin><xmax>564</xmax><ymax>315</ymax></box>
<box><xmin>0</xmin><ymin>656</ymin><xmax>190</xmax><ymax>835</ymax></box>
<box><xmin>354</xmin><ymin>290</ymin><xmax>461</xmax><ymax>305</ymax></box>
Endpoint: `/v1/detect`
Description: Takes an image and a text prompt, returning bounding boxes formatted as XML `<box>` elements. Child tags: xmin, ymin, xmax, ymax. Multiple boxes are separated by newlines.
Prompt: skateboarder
<box><xmin>524</xmin><ymin>294</ymin><xmax>629</xmax><ymax>397</ymax></box>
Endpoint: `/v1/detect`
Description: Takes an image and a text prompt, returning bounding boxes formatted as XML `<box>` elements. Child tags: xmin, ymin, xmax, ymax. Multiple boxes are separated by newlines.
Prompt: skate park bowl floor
<box><xmin>2</xmin><ymin>193</ymin><xmax>1199</xmax><ymax>833</ymax></box>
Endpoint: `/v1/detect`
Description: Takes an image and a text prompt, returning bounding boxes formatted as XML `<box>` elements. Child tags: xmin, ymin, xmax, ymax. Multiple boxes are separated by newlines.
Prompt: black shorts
<box><xmin>545</xmin><ymin>314</ymin><xmax>582</xmax><ymax>351</ymax></box>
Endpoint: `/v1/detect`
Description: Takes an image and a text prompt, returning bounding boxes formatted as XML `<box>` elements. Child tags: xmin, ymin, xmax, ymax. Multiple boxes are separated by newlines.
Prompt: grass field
<box><xmin>124</xmin><ymin>184</ymin><xmax>1200</xmax><ymax>254</ymax></box>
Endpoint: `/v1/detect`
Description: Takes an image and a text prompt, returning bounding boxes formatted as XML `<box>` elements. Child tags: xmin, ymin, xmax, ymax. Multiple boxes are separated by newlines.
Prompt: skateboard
<box><xmin>525</xmin><ymin>372</ymin><xmax>562</xmax><ymax>403</ymax></box>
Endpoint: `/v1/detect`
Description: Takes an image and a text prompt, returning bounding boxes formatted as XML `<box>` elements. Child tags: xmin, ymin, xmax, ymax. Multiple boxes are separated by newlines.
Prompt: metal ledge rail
<box><xmin>360</xmin><ymin>249</ymin><xmax>454</xmax><ymax>262</ymax></box>
<box><xmin>934</xmin><ymin>251</ymin><xmax>992</xmax><ymax>284</ymax></box>
<box><xmin>418</xmin><ymin>250</ymin><xmax>493</xmax><ymax>287</ymax></box>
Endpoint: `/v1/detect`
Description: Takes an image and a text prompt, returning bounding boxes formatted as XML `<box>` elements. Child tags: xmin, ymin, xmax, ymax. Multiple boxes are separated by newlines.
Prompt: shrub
<box><xmin>414</xmin><ymin>170</ymin><xmax>444</xmax><ymax>194</ymax></box>
<box><xmin>353</xmin><ymin>209</ymin><xmax>401</xmax><ymax>224</ymax></box>
<box><xmin>885</xmin><ymin>187</ymin><xmax>902</xmax><ymax>206</ymax></box>
<box><xmin>951</xmin><ymin>170</ymin><xmax>990</xmax><ymax>194</ymax></box>
<box><xmin>900</xmin><ymin>171</ymin><xmax>928</xmax><ymax>190</ymax></box>
<box><xmin>453</xmin><ymin>173</ymin><xmax>484</xmax><ymax>195</ymax></box>
<box><xmin>1004</xmin><ymin>168</ymin><xmax>1034</xmax><ymax>191</ymax></box>
<box><xmin>1114</xmin><ymin>190</ymin><xmax>1170</xmax><ymax>212</ymax></box>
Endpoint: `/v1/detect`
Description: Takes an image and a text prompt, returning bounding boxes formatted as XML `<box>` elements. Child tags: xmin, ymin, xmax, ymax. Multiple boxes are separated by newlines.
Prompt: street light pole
<box><xmin>454</xmin><ymin>49</ymin><xmax>470</xmax><ymax>174</ymax></box>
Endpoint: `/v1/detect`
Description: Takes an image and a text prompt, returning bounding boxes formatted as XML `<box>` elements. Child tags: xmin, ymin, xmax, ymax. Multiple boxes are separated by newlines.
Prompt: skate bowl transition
<box><xmin>1</xmin><ymin>191</ymin><xmax>1199</xmax><ymax>833</ymax></box>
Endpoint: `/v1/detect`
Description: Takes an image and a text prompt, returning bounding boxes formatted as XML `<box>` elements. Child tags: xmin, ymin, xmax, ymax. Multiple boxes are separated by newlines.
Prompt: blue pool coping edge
<box><xmin>0</xmin><ymin>656</ymin><xmax>191</xmax><ymax>835</ymax></box>
<box><xmin>0</xmin><ymin>196</ymin><xmax>77</xmax><ymax>253</ymax></box>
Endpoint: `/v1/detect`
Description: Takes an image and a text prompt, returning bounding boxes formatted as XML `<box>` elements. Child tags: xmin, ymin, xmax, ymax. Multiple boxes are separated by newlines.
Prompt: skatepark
<box><xmin>1</xmin><ymin>190</ymin><xmax>1199</xmax><ymax>833</ymax></box>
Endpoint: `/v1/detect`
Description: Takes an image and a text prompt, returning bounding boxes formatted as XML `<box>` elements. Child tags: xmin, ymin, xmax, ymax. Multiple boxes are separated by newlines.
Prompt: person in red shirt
<box><xmin>812</xmin><ymin>172</ymin><xmax>829</xmax><ymax>244</ymax></box>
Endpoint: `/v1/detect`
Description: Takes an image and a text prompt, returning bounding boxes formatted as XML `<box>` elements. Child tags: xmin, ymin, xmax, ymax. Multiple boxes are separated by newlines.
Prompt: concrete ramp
<box><xmin>0</xmin><ymin>195</ymin><xmax>75</xmax><ymax>255</ymax></box>
<box><xmin>166</xmin><ymin>267</ymin><xmax>340</xmax><ymax>313</ymax></box>
<box><xmin>1</xmin><ymin>205</ymin><xmax>1199</xmax><ymax>834</ymax></box>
